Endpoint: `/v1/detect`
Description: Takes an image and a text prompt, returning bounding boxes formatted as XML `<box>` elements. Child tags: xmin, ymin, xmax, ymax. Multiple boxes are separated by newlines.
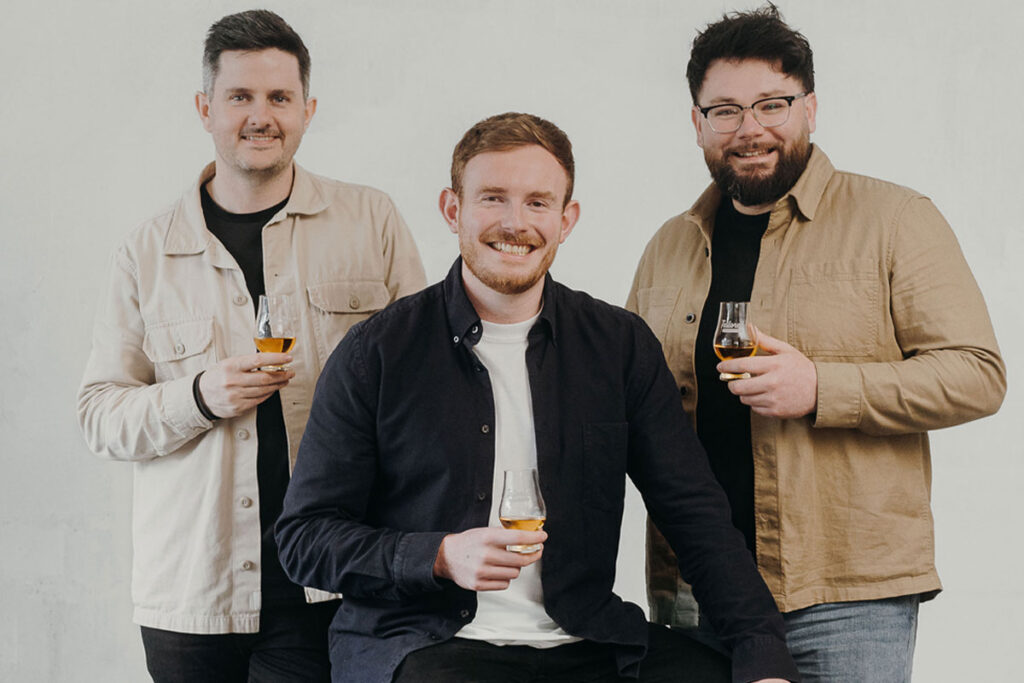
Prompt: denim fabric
<box><xmin>688</xmin><ymin>595</ymin><xmax>920</xmax><ymax>682</ymax></box>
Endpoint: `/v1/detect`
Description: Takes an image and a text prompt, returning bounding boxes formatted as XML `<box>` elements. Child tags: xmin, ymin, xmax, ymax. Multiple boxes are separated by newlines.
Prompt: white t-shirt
<box><xmin>455</xmin><ymin>313</ymin><xmax>578</xmax><ymax>647</ymax></box>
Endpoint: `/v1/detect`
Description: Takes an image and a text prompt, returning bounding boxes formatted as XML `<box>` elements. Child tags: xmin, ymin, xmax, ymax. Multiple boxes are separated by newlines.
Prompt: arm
<box><xmin>625</xmin><ymin>324</ymin><xmax>799</xmax><ymax>683</ymax></box>
<box><xmin>77</xmin><ymin>249</ymin><xmax>212</xmax><ymax>461</ymax></box>
<box><xmin>379</xmin><ymin>198</ymin><xmax>427</xmax><ymax>301</ymax></box>
<box><xmin>721</xmin><ymin>197</ymin><xmax>1005</xmax><ymax>435</ymax></box>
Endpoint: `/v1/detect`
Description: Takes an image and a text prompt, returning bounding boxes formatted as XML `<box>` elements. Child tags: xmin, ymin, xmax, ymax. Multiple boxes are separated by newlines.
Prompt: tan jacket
<box><xmin>627</xmin><ymin>146</ymin><xmax>1005</xmax><ymax>617</ymax></box>
<box><xmin>78</xmin><ymin>163</ymin><xmax>426</xmax><ymax>633</ymax></box>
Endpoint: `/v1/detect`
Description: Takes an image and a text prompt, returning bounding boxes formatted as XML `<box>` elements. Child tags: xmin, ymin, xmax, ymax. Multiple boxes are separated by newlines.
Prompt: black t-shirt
<box><xmin>201</xmin><ymin>183</ymin><xmax>304</xmax><ymax>605</ymax></box>
<box><xmin>694</xmin><ymin>199</ymin><xmax>769</xmax><ymax>556</ymax></box>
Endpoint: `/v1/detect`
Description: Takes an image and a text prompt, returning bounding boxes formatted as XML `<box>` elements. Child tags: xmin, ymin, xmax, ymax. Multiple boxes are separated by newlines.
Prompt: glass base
<box><xmin>719</xmin><ymin>371</ymin><xmax>751</xmax><ymax>381</ymax></box>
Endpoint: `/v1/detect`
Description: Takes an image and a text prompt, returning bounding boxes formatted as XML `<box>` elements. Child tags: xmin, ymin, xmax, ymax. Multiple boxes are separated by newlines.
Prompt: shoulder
<box><xmin>341</xmin><ymin>280</ymin><xmax>445</xmax><ymax>349</ymax></box>
<box><xmin>552</xmin><ymin>281</ymin><xmax>655</xmax><ymax>343</ymax></box>
<box><xmin>304</xmin><ymin>170</ymin><xmax>400</xmax><ymax>212</ymax></box>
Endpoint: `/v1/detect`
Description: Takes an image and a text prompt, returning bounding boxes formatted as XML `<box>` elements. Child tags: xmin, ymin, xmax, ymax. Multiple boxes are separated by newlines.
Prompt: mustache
<box><xmin>484</xmin><ymin>229</ymin><xmax>543</xmax><ymax>247</ymax></box>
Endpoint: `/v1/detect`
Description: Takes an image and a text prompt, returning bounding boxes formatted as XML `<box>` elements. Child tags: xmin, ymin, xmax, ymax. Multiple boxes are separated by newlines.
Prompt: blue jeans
<box><xmin>687</xmin><ymin>595</ymin><xmax>920</xmax><ymax>683</ymax></box>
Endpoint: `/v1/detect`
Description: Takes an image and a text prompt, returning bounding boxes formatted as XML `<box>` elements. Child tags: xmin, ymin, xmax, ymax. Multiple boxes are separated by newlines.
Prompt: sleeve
<box><xmin>814</xmin><ymin>197</ymin><xmax>1006</xmax><ymax>435</ymax></box>
<box><xmin>76</xmin><ymin>248</ymin><xmax>213</xmax><ymax>461</ymax></box>
<box><xmin>275</xmin><ymin>326</ymin><xmax>446</xmax><ymax>598</ymax></box>
<box><xmin>625</xmin><ymin>322</ymin><xmax>800</xmax><ymax>683</ymax></box>
<box><xmin>379</xmin><ymin>197</ymin><xmax>427</xmax><ymax>301</ymax></box>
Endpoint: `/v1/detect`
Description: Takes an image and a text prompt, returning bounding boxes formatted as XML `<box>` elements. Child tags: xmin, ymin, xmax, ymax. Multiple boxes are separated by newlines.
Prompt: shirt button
<box><xmin>239</xmin><ymin>496</ymin><xmax>253</xmax><ymax>508</ymax></box>
<box><xmin>453</xmin><ymin>335</ymin><xmax>460</xmax><ymax>344</ymax></box>
<box><xmin>481</xmin><ymin>424</ymin><xmax>490</xmax><ymax>434</ymax></box>
<box><xmin>679</xmin><ymin>386</ymin><xmax>688</xmax><ymax>397</ymax></box>
<box><xmin>471</xmin><ymin>326</ymin><xmax>479</xmax><ymax>334</ymax></box>
<box><xmin>476</xmin><ymin>491</ymin><xmax>487</xmax><ymax>501</ymax></box>
<box><xmin>236</xmin><ymin>429</ymin><xmax>250</xmax><ymax>440</ymax></box>
<box><xmin>474</xmin><ymin>365</ymin><xmax>484</xmax><ymax>372</ymax></box>
<box><xmin>173</xmin><ymin>343</ymin><xmax>185</xmax><ymax>355</ymax></box>
<box><xmin>460</xmin><ymin>609</ymin><xmax>471</xmax><ymax>619</ymax></box>
<box><xmin>240</xmin><ymin>560</ymin><xmax>254</xmax><ymax>571</ymax></box>
<box><xmin>429</xmin><ymin>633</ymin><xmax>441</xmax><ymax>641</ymax></box>
<box><xmin>233</xmin><ymin>294</ymin><xmax>248</xmax><ymax>306</ymax></box>
<box><xmin>348</xmin><ymin>295</ymin><xmax>360</xmax><ymax>309</ymax></box>
<box><xmin>684</xmin><ymin>313</ymin><xmax>696</xmax><ymax>323</ymax></box>
<box><xmin>704</xmin><ymin>247</ymin><xmax>710</xmax><ymax>257</ymax></box>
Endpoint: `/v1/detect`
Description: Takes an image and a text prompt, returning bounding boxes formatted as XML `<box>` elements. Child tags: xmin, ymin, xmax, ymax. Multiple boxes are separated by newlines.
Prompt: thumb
<box><xmin>751</xmin><ymin>326</ymin><xmax>796</xmax><ymax>355</ymax></box>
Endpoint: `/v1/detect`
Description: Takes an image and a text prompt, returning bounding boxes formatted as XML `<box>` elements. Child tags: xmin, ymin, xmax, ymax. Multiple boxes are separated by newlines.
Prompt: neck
<box><xmin>206</xmin><ymin>161</ymin><xmax>294</xmax><ymax>214</ymax></box>
<box><xmin>461</xmin><ymin>263</ymin><xmax>544</xmax><ymax>324</ymax></box>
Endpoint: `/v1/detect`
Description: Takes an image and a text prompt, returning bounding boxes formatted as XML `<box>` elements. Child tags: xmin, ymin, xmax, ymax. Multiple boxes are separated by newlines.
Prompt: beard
<box><xmin>460</xmin><ymin>228</ymin><xmax>555</xmax><ymax>296</ymax></box>
<box><xmin>706</xmin><ymin>137</ymin><xmax>812</xmax><ymax>209</ymax></box>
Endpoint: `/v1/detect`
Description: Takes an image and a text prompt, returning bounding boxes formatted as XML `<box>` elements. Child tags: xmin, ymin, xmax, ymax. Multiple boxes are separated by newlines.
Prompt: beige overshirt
<box><xmin>627</xmin><ymin>146</ymin><xmax>1005</xmax><ymax>618</ymax></box>
<box><xmin>78</xmin><ymin>162</ymin><xmax>426</xmax><ymax>633</ymax></box>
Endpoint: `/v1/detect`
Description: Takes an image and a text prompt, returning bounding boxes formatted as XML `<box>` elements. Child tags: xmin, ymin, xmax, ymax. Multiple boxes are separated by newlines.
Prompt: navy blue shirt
<box><xmin>276</xmin><ymin>260</ymin><xmax>797</xmax><ymax>683</ymax></box>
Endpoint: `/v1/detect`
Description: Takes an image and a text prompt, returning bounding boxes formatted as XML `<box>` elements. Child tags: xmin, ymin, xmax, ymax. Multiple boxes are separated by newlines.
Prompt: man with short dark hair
<box><xmin>276</xmin><ymin>112</ymin><xmax>799</xmax><ymax>683</ymax></box>
<box><xmin>78</xmin><ymin>10</ymin><xmax>425</xmax><ymax>681</ymax></box>
<box><xmin>628</xmin><ymin>6</ymin><xmax>1005</xmax><ymax>682</ymax></box>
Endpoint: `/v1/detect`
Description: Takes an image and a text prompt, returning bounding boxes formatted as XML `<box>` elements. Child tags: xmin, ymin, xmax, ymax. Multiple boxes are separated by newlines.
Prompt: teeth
<box><xmin>244</xmin><ymin>135</ymin><xmax>276</xmax><ymax>141</ymax></box>
<box><xmin>493</xmin><ymin>242</ymin><xmax>531</xmax><ymax>256</ymax></box>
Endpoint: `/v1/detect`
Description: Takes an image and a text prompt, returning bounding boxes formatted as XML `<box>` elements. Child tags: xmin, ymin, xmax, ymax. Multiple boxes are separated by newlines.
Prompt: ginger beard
<box><xmin>459</xmin><ymin>225</ymin><xmax>555</xmax><ymax>296</ymax></box>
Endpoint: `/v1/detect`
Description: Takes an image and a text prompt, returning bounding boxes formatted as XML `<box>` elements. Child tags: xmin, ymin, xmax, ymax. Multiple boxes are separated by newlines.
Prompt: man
<box><xmin>77</xmin><ymin>10</ymin><xmax>425</xmax><ymax>682</ymax></box>
<box><xmin>627</xmin><ymin>6</ymin><xmax>1005</xmax><ymax>682</ymax></box>
<box><xmin>276</xmin><ymin>112</ymin><xmax>799</xmax><ymax>683</ymax></box>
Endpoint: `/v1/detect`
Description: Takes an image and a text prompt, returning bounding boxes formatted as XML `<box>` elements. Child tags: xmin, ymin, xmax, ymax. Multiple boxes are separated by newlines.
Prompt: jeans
<box><xmin>391</xmin><ymin>623</ymin><xmax>730</xmax><ymax>682</ymax></box>
<box><xmin>140</xmin><ymin>600</ymin><xmax>339</xmax><ymax>683</ymax></box>
<box><xmin>688</xmin><ymin>595</ymin><xmax>920</xmax><ymax>683</ymax></box>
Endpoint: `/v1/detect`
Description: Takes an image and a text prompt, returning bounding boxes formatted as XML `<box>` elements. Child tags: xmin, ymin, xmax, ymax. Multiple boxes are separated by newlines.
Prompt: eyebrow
<box><xmin>223</xmin><ymin>87</ymin><xmax>299</xmax><ymax>97</ymax></box>
<box><xmin>704</xmin><ymin>90</ymin><xmax>790</xmax><ymax>105</ymax></box>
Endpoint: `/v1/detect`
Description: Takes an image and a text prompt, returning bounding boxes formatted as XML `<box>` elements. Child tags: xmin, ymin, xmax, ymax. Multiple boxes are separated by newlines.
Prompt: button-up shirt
<box><xmin>277</xmin><ymin>259</ymin><xmax>798</xmax><ymax>683</ymax></box>
<box><xmin>628</xmin><ymin>146</ymin><xmax>1006</xmax><ymax>617</ymax></box>
<box><xmin>77</xmin><ymin>162</ymin><xmax>426</xmax><ymax>633</ymax></box>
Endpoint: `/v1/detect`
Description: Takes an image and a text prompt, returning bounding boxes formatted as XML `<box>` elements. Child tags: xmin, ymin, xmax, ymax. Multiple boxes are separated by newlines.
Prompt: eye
<box><xmin>271</xmin><ymin>95</ymin><xmax>290</xmax><ymax>104</ymax></box>
<box><xmin>758</xmin><ymin>100</ymin><xmax>786</xmax><ymax>113</ymax></box>
<box><xmin>229</xmin><ymin>94</ymin><xmax>248</xmax><ymax>102</ymax></box>
<box><xmin>710</xmin><ymin>105</ymin><xmax>741</xmax><ymax>119</ymax></box>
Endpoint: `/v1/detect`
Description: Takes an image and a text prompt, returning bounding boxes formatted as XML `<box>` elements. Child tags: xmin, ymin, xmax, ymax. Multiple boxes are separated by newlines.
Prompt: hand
<box><xmin>718</xmin><ymin>328</ymin><xmax>817</xmax><ymax>419</ymax></box>
<box><xmin>198</xmin><ymin>353</ymin><xmax>295</xmax><ymax>419</ymax></box>
<box><xmin>433</xmin><ymin>527</ymin><xmax>547</xmax><ymax>591</ymax></box>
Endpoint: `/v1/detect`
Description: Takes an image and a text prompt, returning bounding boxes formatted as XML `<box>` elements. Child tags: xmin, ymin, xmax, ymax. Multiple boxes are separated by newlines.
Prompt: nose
<box><xmin>247</xmin><ymin>99</ymin><xmax>273</xmax><ymax>128</ymax></box>
<box><xmin>734</xmin><ymin>107</ymin><xmax>765</xmax><ymax>138</ymax></box>
<box><xmin>500</xmin><ymin>202</ymin><xmax>526</xmax><ymax>231</ymax></box>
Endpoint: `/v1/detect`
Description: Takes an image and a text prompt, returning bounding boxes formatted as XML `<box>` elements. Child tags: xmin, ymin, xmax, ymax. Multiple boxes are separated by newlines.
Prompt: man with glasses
<box><xmin>628</xmin><ymin>6</ymin><xmax>1004</xmax><ymax>682</ymax></box>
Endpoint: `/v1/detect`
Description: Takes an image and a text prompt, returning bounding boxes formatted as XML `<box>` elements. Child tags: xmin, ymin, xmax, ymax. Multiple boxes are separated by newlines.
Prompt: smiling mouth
<box><xmin>732</xmin><ymin>147</ymin><xmax>775</xmax><ymax>160</ymax></box>
<box><xmin>490</xmin><ymin>241</ymin><xmax>535</xmax><ymax>256</ymax></box>
<box><xmin>242</xmin><ymin>134</ymin><xmax>279</xmax><ymax>143</ymax></box>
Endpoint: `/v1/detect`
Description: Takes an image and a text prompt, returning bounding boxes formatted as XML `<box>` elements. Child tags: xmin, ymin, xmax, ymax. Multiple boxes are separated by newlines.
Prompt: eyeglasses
<box><xmin>697</xmin><ymin>93</ymin><xmax>809</xmax><ymax>134</ymax></box>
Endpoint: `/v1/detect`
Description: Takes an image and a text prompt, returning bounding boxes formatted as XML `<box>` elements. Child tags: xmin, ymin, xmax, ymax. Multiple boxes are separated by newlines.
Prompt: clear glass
<box><xmin>713</xmin><ymin>301</ymin><xmax>758</xmax><ymax>381</ymax></box>
<box><xmin>254</xmin><ymin>295</ymin><xmax>296</xmax><ymax>371</ymax></box>
<box><xmin>498</xmin><ymin>468</ymin><xmax>546</xmax><ymax>554</ymax></box>
<box><xmin>701</xmin><ymin>93</ymin><xmax>807</xmax><ymax>133</ymax></box>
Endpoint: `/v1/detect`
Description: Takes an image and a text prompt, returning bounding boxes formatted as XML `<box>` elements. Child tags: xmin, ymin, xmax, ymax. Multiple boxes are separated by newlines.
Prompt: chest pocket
<box><xmin>786</xmin><ymin>260</ymin><xmax>881</xmax><ymax>359</ymax></box>
<box><xmin>142</xmin><ymin>318</ymin><xmax>216</xmax><ymax>383</ymax></box>
<box><xmin>635</xmin><ymin>287</ymin><xmax>680</xmax><ymax>343</ymax></box>
<box><xmin>307</xmin><ymin>280</ymin><xmax>391</xmax><ymax>362</ymax></box>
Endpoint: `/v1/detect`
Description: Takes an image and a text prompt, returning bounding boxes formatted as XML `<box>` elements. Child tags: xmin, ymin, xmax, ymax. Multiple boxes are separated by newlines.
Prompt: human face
<box><xmin>196</xmin><ymin>49</ymin><xmax>316</xmax><ymax>182</ymax></box>
<box><xmin>440</xmin><ymin>145</ymin><xmax>580</xmax><ymax>302</ymax></box>
<box><xmin>692</xmin><ymin>59</ymin><xmax>816</xmax><ymax>214</ymax></box>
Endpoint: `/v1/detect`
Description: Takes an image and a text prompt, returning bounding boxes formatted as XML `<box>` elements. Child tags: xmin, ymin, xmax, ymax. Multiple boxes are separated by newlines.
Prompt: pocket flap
<box><xmin>143</xmin><ymin>318</ymin><xmax>214</xmax><ymax>363</ymax></box>
<box><xmin>307</xmin><ymin>281</ymin><xmax>390</xmax><ymax>314</ymax></box>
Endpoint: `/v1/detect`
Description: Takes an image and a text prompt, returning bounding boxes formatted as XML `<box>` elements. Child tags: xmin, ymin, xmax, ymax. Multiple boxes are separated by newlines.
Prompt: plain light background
<box><xmin>1</xmin><ymin>0</ymin><xmax>1020</xmax><ymax>680</ymax></box>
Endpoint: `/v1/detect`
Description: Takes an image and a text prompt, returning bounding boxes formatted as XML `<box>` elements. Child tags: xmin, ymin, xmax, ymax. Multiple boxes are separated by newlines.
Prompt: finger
<box><xmin>474</xmin><ymin>579</ymin><xmax>513</xmax><ymax>591</ymax></box>
<box><xmin>749</xmin><ymin>327</ymin><xmax>796</xmax><ymax>355</ymax></box>
<box><xmin>236</xmin><ymin>353</ymin><xmax>294</xmax><ymax>372</ymax></box>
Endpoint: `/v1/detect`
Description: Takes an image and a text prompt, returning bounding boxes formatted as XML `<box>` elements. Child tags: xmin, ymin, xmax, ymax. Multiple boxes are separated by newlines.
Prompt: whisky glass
<box><xmin>254</xmin><ymin>295</ymin><xmax>296</xmax><ymax>371</ymax></box>
<box><xmin>713</xmin><ymin>301</ymin><xmax>758</xmax><ymax>381</ymax></box>
<box><xmin>499</xmin><ymin>469</ymin><xmax>546</xmax><ymax>554</ymax></box>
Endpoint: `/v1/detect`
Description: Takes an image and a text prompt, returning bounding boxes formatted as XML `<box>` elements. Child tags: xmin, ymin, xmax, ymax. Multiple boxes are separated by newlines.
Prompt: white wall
<box><xmin>2</xmin><ymin>0</ymin><xmax>1020</xmax><ymax>680</ymax></box>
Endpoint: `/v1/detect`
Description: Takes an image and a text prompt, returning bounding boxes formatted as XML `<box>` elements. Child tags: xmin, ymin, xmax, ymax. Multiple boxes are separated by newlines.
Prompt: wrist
<box><xmin>192</xmin><ymin>371</ymin><xmax>221</xmax><ymax>420</ymax></box>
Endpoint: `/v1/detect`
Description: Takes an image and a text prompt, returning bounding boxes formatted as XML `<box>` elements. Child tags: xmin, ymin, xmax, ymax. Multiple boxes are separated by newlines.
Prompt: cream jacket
<box><xmin>78</xmin><ymin>163</ymin><xmax>426</xmax><ymax>633</ymax></box>
<box><xmin>628</xmin><ymin>146</ymin><xmax>1005</xmax><ymax>617</ymax></box>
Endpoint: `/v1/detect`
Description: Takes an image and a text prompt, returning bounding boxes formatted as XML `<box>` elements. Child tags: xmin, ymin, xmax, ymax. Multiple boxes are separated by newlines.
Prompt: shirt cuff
<box><xmin>730</xmin><ymin>634</ymin><xmax>801</xmax><ymax>683</ymax></box>
<box><xmin>393</xmin><ymin>531</ymin><xmax>448</xmax><ymax>594</ymax></box>
<box><xmin>812</xmin><ymin>361</ymin><xmax>862</xmax><ymax>429</ymax></box>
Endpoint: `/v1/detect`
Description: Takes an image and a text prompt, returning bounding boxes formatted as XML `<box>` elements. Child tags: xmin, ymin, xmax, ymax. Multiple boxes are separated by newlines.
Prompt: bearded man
<box><xmin>627</xmin><ymin>6</ymin><xmax>1005</xmax><ymax>683</ymax></box>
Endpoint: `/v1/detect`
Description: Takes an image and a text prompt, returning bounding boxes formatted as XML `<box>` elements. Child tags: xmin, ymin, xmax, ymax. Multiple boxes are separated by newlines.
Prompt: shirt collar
<box><xmin>442</xmin><ymin>257</ymin><xmax>557</xmax><ymax>349</ymax></box>
<box><xmin>163</xmin><ymin>162</ymin><xmax>330</xmax><ymax>256</ymax></box>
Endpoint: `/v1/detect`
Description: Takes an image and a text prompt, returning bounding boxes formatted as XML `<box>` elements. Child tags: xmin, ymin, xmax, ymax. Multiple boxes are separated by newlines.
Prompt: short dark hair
<box><xmin>451</xmin><ymin>112</ymin><xmax>575</xmax><ymax>207</ymax></box>
<box><xmin>203</xmin><ymin>10</ymin><xmax>311</xmax><ymax>98</ymax></box>
<box><xmin>687</xmin><ymin>3</ymin><xmax>814</xmax><ymax>104</ymax></box>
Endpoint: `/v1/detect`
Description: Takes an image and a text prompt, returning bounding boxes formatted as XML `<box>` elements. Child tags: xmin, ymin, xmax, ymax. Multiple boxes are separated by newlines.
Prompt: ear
<box><xmin>439</xmin><ymin>188</ymin><xmax>460</xmax><ymax>234</ymax></box>
<box><xmin>558</xmin><ymin>200</ymin><xmax>581</xmax><ymax>244</ymax></box>
<box><xmin>691</xmin><ymin>106</ymin><xmax>706</xmax><ymax>149</ymax></box>
<box><xmin>804</xmin><ymin>91</ymin><xmax>817</xmax><ymax>135</ymax></box>
<box><xmin>303</xmin><ymin>97</ymin><xmax>318</xmax><ymax>130</ymax></box>
<box><xmin>195</xmin><ymin>91</ymin><xmax>212</xmax><ymax>133</ymax></box>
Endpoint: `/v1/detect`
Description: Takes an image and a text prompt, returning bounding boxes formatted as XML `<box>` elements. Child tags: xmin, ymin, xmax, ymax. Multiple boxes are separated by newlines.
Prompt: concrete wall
<box><xmin>2</xmin><ymin>0</ymin><xmax>1020</xmax><ymax>679</ymax></box>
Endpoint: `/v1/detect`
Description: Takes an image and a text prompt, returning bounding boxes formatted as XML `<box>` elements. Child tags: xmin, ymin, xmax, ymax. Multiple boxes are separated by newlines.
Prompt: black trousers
<box><xmin>140</xmin><ymin>600</ymin><xmax>339</xmax><ymax>683</ymax></box>
<box><xmin>391</xmin><ymin>623</ymin><xmax>730</xmax><ymax>682</ymax></box>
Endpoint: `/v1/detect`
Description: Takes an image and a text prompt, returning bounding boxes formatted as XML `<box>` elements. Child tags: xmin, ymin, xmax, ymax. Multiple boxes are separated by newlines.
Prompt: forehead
<box><xmin>462</xmin><ymin>145</ymin><xmax>569</xmax><ymax>197</ymax></box>
<box><xmin>698</xmin><ymin>58</ymin><xmax>802</xmax><ymax>103</ymax></box>
<box><xmin>212</xmin><ymin>48</ymin><xmax>302</xmax><ymax>91</ymax></box>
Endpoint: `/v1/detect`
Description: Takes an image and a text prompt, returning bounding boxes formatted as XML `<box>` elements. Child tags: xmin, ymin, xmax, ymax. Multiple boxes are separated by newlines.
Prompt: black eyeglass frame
<box><xmin>697</xmin><ymin>92</ymin><xmax>810</xmax><ymax>133</ymax></box>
